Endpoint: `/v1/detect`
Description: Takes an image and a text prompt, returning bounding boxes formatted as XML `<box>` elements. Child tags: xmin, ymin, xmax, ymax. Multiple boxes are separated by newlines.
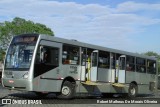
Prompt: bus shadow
<box><xmin>8</xmin><ymin>92</ymin><xmax>57</xmax><ymax>100</ymax></box>
<box><xmin>8</xmin><ymin>92</ymin><xmax>156</xmax><ymax>100</ymax></box>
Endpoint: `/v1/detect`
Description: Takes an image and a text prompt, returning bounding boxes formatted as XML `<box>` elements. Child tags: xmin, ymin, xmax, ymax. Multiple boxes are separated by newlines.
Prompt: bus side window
<box><xmin>34</xmin><ymin>46</ymin><xmax>59</xmax><ymax>77</ymax></box>
<box><xmin>62</xmin><ymin>44</ymin><xmax>79</xmax><ymax>65</ymax></box>
<box><xmin>37</xmin><ymin>46</ymin><xmax>59</xmax><ymax>65</ymax></box>
<box><xmin>111</xmin><ymin>53</ymin><xmax>116</xmax><ymax>69</ymax></box>
<box><xmin>126</xmin><ymin>56</ymin><xmax>135</xmax><ymax>72</ymax></box>
<box><xmin>136</xmin><ymin>58</ymin><xmax>146</xmax><ymax>73</ymax></box>
<box><xmin>81</xmin><ymin>48</ymin><xmax>87</xmax><ymax>66</ymax></box>
<box><xmin>147</xmin><ymin>60</ymin><xmax>156</xmax><ymax>74</ymax></box>
<box><xmin>98</xmin><ymin>51</ymin><xmax>110</xmax><ymax>68</ymax></box>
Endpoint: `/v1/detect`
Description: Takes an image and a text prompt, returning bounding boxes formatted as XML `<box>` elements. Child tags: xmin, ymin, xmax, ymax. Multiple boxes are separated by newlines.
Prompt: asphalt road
<box><xmin>0</xmin><ymin>84</ymin><xmax>160</xmax><ymax>107</ymax></box>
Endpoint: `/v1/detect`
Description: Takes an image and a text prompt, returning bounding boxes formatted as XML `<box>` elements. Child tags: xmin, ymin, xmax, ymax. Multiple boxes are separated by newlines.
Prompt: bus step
<box><xmin>112</xmin><ymin>83</ymin><xmax>125</xmax><ymax>87</ymax></box>
<box><xmin>81</xmin><ymin>81</ymin><xmax>101</xmax><ymax>86</ymax></box>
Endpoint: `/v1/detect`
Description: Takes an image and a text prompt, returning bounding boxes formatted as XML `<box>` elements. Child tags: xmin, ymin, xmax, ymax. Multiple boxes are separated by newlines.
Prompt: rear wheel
<box><xmin>57</xmin><ymin>81</ymin><xmax>75</xmax><ymax>99</ymax></box>
<box><xmin>128</xmin><ymin>83</ymin><xmax>138</xmax><ymax>98</ymax></box>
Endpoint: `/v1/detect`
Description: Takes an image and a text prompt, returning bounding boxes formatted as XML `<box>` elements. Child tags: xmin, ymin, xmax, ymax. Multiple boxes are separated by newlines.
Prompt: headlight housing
<box><xmin>23</xmin><ymin>72</ymin><xmax>29</xmax><ymax>79</ymax></box>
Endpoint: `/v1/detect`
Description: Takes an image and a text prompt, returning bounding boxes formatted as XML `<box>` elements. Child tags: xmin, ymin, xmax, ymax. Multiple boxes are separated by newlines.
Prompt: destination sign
<box><xmin>13</xmin><ymin>36</ymin><xmax>38</xmax><ymax>43</ymax></box>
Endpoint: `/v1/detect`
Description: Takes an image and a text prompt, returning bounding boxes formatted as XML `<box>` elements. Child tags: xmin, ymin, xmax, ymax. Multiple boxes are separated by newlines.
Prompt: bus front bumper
<box><xmin>2</xmin><ymin>78</ymin><xmax>32</xmax><ymax>91</ymax></box>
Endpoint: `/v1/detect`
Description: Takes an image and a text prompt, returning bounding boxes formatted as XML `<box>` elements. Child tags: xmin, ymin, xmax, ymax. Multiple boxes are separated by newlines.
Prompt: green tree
<box><xmin>144</xmin><ymin>51</ymin><xmax>160</xmax><ymax>74</ymax></box>
<box><xmin>0</xmin><ymin>17</ymin><xmax>54</xmax><ymax>61</ymax></box>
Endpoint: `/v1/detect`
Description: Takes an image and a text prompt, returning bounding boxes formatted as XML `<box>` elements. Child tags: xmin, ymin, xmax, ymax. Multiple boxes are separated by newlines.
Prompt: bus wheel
<box><xmin>128</xmin><ymin>83</ymin><xmax>138</xmax><ymax>98</ymax></box>
<box><xmin>57</xmin><ymin>81</ymin><xmax>75</xmax><ymax>99</ymax></box>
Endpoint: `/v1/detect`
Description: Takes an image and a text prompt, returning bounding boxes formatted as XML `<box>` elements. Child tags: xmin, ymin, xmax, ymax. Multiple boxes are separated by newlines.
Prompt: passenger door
<box><xmin>33</xmin><ymin>40</ymin><xmax>62</xmax><ymax>91</ymax></box>
<box><xmin>90</xmin><ymin>50</ymin><xmax>98</xmax><ymax>82</ymax></box>
<box><xmin>34</xmin><ymin>40</ymin><xmax>62</xmax><ymax>78</ymax></box>
<box><xmin>118</xmin><ymin>55</ymin><xmax>126</xmax><ymax>83</ymax></box>
<box><xmin>80</xmin><ymin>48</ymin><xmax>98</xmax><ymax>82</ymax></box>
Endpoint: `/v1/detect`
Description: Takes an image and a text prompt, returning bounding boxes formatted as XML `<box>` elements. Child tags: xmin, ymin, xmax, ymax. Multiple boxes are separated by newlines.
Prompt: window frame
<box><xmin>62</xmin><ymin>44</ymin><xmax>80</xmax><ymax>65</ymax></box>
<box><xmin>136</xmin><ymin>57</ymin><xmax>146</xmax><ymax>73</ymax></box>
<box><xmin>126</xmin><ymin>56</ymin><xmax>135</xmax><ymax>72</ymax></box>
<box><xmin>98</xmin><ymin>51</ymin><xmax>110</xmax><ymax>69</ymax></box>
<box><xmin>35</xmin><ymin>45</ymin><xmax>59</xmax><ymax>66</ymax></box>
<box><xmin>147</xmin><ymin>60</ymin><xmax>156</xmax><ymax>74</ymax></box>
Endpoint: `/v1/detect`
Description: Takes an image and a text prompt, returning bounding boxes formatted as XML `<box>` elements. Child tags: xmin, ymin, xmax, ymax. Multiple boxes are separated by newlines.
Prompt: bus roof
<box><xmin>20</xmin><ymin>34</ymin><xmax>157</xmax><ymax>61</ymax></box>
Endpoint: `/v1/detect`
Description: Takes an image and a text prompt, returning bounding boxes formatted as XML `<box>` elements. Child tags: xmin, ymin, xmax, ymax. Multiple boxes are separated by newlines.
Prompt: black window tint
<box><xmin>62</xmin><ymin>44</ymin><xmax>79</xmax><ymax>65</ymax></box>
<box><xmin>34</xmin><ymin>46</ymin><xmax>59</xmax><ymax>78</ymax></box>
<box><xmin>81</xmin><ymin>48</ymin><xmax>87</xmax><ymax>66</ymax></box>
<box><xmin>44</xmin><ymin>47</ymin><xmax>59</xmax><ymax>65</ymax></box>
<box><xmin>111</xmin><ymin>53</ymin><xmax>115</xmax><ymax>69</ymax></box>
<box><xmin>92</xmin><ymin>52</ymin><xmax>98</xmax><ymax>67</ymax></box>
<box><xmin>126</xmin><ymin>56</ymin><xmax>135</xmax><ymax>71</ymax></box>
<box><xmin>136</xmin><ymin>58</ymin><xmax>146</xmax><ymax>73</ymax></box>
<box><xmin>147</xmin><ymin>60</ymin><xmax>156</xmax><ymax>74</ymax></box>
<box><xmin>98</xmin><ymin>51</ymin><xmax>110</xmax><ymax>68</ymax></box>
<box><xmin>119</xmin><ymin>57</ymin><xmax>125</xmax><ymax>70</ymax></box>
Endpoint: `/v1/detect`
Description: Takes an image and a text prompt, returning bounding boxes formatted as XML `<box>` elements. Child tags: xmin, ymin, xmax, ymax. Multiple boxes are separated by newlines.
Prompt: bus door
<box><xmin>81</xmin><ymin>48</ymin><xmax>98</xmax><ymax>82</ymax></box>
<box><xmin>118</xmin><ymin>55</ymin><xmax>126</xmax><ymax>83</ymax></box>
<box><xmin>90</xmin><ymin>50</ymin><xmax>98</xmax><ymax>82</ymax></box>
<box><xmin>34</xmin><ymin>40</ymin><xmax>62</xmax><ymax>91</ymax></box>
<box><xmin>81</xmin><ymin>48</ymin><xmax>87</xmax><ymax>81</ymax></box>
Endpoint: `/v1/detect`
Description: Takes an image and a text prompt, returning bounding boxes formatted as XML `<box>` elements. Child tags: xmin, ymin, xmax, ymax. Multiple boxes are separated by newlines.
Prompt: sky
<box><xmin>0</xmin><ymin>0</ymin><xmax>160</xmax><ymax>54</ymax></box>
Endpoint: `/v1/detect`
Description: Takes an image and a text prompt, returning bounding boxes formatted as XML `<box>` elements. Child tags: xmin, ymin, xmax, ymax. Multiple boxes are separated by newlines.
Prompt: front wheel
<box><xmin>128</xmin><ymin>83</ymin><xmax>138</xmax><ymax>98</ymax></box>
<box><xmin>57</xmin><ymin>81</ymin><xmax>75</xmax><ymax>99</ymax></box>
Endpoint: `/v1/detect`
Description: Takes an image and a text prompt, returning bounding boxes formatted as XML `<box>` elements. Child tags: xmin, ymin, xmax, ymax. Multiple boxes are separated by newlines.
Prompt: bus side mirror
<box><xmin>40</xmin><ymin>46</ymin><xmax>44</xmax><ymax>63</ymax></box>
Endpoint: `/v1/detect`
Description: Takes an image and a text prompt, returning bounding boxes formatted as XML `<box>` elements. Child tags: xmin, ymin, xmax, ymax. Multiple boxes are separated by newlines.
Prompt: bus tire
<box><xmin>128</xmin><ymin>83</ymin><xmax>138</xmax><ymax>98</ymax></box>
<box><xmin>57</xmin><ymin>81</ymin><xmax>75</xmax><ymax>99</ymax></box>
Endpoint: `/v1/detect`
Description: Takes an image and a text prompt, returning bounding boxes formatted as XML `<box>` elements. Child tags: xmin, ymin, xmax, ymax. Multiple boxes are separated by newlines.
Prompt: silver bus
<box><xmin>1</xmin><ymin>34</ymin><xmax>158</xmax><ymax>99</ymax></box>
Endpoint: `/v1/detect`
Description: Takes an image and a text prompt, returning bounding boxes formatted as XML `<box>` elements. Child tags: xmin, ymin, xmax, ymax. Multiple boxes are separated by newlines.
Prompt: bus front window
<box><xmin>5</xmin><ymin>35</ymin><xmax>38</xmax><ymax>70</ymax></box>
<box><xmin>5</xmin><ymin>44</ymin><xmax>35</xmax><ymax>69</ymax></box>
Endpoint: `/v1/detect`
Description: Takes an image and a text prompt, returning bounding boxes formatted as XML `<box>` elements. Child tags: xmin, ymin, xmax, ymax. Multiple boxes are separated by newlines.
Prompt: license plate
<box><xmin>9</xmin><ymin>80</ymin><xmax>14</xmax><ymax>83</ymax></box>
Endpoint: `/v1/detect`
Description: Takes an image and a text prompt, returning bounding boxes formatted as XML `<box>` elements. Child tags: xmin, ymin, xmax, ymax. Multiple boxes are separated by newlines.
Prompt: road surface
<box><xmin>0</xmin><ymin>84</ymin><xmax>160</xmax><ymax>107</ymax></box>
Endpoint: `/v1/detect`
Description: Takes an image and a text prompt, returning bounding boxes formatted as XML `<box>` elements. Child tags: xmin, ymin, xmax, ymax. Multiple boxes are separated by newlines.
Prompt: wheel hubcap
<box><xmin>62</xmin><ymin>86</ymin><xmax>70</xmax><ymax>96</ymax></box>
<box><xmin>130</xmin><ymin>87</ymin><xmax>135</xmax><ymax>95</ymax></box>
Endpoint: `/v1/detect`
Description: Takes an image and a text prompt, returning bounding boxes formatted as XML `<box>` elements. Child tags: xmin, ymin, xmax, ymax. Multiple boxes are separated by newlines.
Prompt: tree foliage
<box><xmin>144</xmin><ymin>51</ymin><xmax>160</xmax><ymax>74</ymax></box>
<box><xmin>0</xmin><ymin>17</ymin><xmax>54</xmax><ymax>61</ymax></box>
<box><xmin>0</xmin><ymin>17</ymin><xmax>54</xmax><ymax>50</ymax></box>
<box><xmin>144</xmin><ymin>51</ymin><xmax>160</xmax><ymax>59</ymax></box>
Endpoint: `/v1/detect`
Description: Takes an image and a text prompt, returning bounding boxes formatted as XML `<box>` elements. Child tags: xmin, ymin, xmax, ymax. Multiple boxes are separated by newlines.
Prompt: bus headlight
<box><xmin>23</xmin><ymin>72</ymin><xmax>29</xmax><ymax>79</ymax></box>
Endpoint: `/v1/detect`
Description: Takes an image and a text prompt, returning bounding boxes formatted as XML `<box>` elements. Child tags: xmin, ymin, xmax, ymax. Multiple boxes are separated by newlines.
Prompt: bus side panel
<box><xmin>147</xmin><ymin>74</ymin><xmax>156</xmax><ymax>83</ymax></box>
<box><xmin>126</xmin><ymin>71</ymin><xmax>156</xmax><ymax>94</ymax></box>
<box><xmin>32</xmin><ymin>67</ymin><xmax>62</xmax><ymax>92</ymax></box>
<box><xmin>126</xmin><ymin>71</ymin><xmax>149</xmax><ymax>85</ymax></box>
<box><xmin>126</xmin><ymin>71</ymin><xmax>150</xmax><ymax>94</ymax></box>
<box><xmin>61</xmin><ymin>65</ymin><xmax>81</xmax><ymax>81</ymax></box>
<box><xmin>136</xmin><ymin>73</ymin><xmax>156</xmax><ymax>93</ymax></box>
<box><xmin>97</xmin><ymin>68</ymin><xmax>113</xmax><ymax>82</ymax></box>
<box><xmin>138</xmin><ymin>84</ymin><xmax>150</xmax><ymax>94</ymax></box>
<box><xmin>126</xmin><ymin>71</ymin><xmax>136</xmax><ymax>83</ymax></box>
<box><xmin>33</xmin><ymin>77</ymin><xmax>63</xmax><ymax>92</ymax></box>
<box><xmin>147</xmin><ymin>73</ymin><xmax>156</xmax><ymax>92</ymax></box>
<box><xmin>135</xmin><ymin>72</ymin><xmax>148</xmax><ymax>84</ymax></box>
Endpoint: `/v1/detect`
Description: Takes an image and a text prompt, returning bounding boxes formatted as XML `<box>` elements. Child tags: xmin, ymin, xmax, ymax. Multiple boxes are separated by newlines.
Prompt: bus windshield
<box><xmin>5</xmin><ymin>35</ymin><xmax>38</xmax><ymax>70</ymax></box>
